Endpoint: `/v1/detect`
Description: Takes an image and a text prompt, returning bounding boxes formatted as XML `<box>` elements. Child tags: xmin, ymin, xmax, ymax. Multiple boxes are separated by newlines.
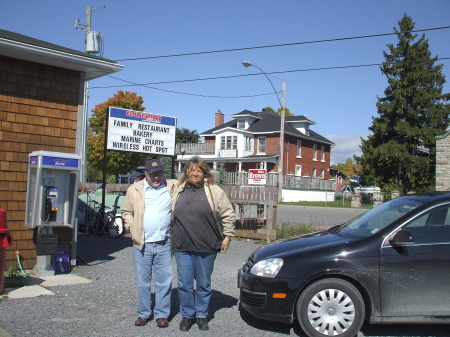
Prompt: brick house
<box><xmin>0</xmin><ymin>29</ymin><xmax>123</xmax><ymax>270</ymax></box>
<box><xmin>176</xmin><ymin>109</ymin><xmax>335</xmax><ymax>179</ymax></box>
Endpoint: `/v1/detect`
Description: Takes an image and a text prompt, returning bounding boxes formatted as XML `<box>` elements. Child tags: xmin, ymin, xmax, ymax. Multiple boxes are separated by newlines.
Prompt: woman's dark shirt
<box><xmin>173</xmin><ymin>184</ymin><xmax>222</xmax><ymax>253</ymax></box>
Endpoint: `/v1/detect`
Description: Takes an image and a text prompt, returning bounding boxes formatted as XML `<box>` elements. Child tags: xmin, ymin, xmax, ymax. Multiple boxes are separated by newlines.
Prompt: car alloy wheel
<box><xmin>297</xmin><ymin>278</ymin><xmax>365</xmax><ymax>337</ymax></box>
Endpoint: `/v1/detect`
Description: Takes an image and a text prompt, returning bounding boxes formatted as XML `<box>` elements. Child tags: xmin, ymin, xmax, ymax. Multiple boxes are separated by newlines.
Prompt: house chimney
<box><xmin>215</xmin><ymin>109</ymin><xmax>224</xmax><ymax>127</ymax></box>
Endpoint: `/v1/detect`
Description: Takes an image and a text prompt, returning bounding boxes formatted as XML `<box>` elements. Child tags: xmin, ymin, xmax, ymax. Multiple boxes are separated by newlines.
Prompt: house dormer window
<box><xmin>238</xmin><ymin>119</ymin><xmax>245</xmax><ymax>129</ymax></box>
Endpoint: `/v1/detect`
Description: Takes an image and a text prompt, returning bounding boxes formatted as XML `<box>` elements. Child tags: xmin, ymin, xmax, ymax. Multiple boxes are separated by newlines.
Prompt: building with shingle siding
<box><xmin>0</xmin><ymin>29</ymin><xmax>123</xmax><ymax>270</ymax></box>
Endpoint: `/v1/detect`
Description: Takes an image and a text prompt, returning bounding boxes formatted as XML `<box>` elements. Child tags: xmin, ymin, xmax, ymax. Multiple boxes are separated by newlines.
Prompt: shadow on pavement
<box><xmin>75</xmin><ymin>231</ymin><xmax>133</xmax><ymax>266</ymax></box>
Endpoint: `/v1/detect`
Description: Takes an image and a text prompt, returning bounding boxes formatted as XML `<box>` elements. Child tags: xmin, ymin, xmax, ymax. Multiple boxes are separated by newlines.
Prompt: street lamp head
<box><xmin>242</xmin><ymin>61</ymin><xmax>252</xmax><ymax>68</ymax></box>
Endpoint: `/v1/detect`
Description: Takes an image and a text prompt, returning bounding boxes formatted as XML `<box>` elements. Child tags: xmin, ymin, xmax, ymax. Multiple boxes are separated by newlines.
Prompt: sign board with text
<box><xmin>248</xmin><ymin>169</ymin><xmax>267</xmax><ymax>185</ymax></box>
<box><xmin>107</xmin><ymin>107</ymin><xmax>177</xmax><ymax>156</ymax></box>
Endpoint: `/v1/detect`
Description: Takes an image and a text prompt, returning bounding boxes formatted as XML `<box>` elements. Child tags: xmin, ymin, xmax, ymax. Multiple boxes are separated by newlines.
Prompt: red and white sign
<box><xmin>248</xmin><ymin>169</ymin><xmax>267</xmax><ymax>185</ymax></box>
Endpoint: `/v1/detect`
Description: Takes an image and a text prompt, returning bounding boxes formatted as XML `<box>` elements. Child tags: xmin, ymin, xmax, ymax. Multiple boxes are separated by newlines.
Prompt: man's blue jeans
<box><xmin>174</xmin><ymin>251</ymin><xmax>217</xmax><ymax>319</ymax></box>
<box><xmin>133</xmin><ymin>239</ymin><xmax>173</xmax><ymax>319</ymax></box>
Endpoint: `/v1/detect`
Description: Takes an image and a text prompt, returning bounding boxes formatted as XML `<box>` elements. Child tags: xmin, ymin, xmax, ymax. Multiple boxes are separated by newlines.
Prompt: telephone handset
<box><xmin>45</xmin><ymin>198</ymin><xmax>52</xmax><ymax>217</ymax></box>
<box><xmin>42</xmin><ymin>185</ymin><xmax>57</xmax><ymax>222</ymax></box>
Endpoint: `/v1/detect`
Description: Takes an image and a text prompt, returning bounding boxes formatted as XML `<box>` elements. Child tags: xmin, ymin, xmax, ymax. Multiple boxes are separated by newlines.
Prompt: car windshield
<box><xmin>336</xmin><ymin>197</ymin><xmax>425</xmax><ymax>237</ymax></box>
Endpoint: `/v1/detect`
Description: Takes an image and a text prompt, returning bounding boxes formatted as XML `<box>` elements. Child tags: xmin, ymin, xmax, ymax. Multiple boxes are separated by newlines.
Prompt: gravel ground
<box><xmin>2</xmin><ymin>229</ymin><xmax>450</xmax><ymax>337</ymax></box>
<box><xmin>0</xmin><ymin>233</ymin><xmax>302</xmax><ymax>337</ymax></box>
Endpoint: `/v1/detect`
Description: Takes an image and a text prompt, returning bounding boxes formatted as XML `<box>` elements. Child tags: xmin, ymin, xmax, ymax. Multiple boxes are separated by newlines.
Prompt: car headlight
<box><xmin>250</xmin><ymin>258</ymin><xmax>283</xmax><ymax>278</ymax></box>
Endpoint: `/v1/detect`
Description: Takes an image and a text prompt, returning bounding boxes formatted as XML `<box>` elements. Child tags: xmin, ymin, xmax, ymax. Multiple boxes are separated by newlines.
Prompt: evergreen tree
<box><xmin>359</xmin><ymin>14</ymin><xmax>450</xmax><ymax>194</ymax></box>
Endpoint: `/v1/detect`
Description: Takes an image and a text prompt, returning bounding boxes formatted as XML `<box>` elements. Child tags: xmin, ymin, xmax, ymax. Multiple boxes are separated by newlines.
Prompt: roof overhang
<box><xmin>0</xmin><ymin>37</ymin><xmax>123</xmax><ymax>80</ymax></box>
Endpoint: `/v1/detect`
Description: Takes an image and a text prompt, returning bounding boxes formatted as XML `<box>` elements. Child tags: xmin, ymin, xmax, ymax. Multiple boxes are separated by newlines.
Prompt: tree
<box><xmin>176</xmin><ymin>128</ymin><xmax>200</xmax><ymax>144</ymax></box>
<box><xmin>87</xmin><ymin>90</ymin><xmax>149</xmax><ymax>182</ymax></box>
<box><xmin>331</xmin><ymin>158</ymin><xmax>358</xmax><ymax>177</ymax></box>
<box><xmin>359</xmin><ymin>14</ymin><xmax>450</xmax><ymax>194</ymax></box>
<box><xmin>263</xmin><ymin>106</ymin><xmax>294</xmax><ymax>116</ymax></box>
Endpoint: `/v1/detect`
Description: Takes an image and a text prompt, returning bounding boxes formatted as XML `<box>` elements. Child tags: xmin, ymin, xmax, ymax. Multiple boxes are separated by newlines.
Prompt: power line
<box><xmin>89</xmin><ymin>57</ymin><xmax>450</xmax><ymax>99</ymax></box>
<box><xmin>102</xmin><ymin>76</ymin><xmax>278</xmax><ymax>98</ymax></box>
<box><xmin>113</xmin><ymin>26</ymin><xmax>450</xmax><ymax>62</ymax></box>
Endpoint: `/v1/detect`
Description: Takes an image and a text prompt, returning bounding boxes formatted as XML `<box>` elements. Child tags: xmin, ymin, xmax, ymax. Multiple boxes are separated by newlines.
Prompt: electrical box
<box><xmin>85</xmin><ymin>31</ymin><xmax>101</xmax><ymax>54</ymax></box>
<box><xmin>25</xmin><ymin>151</ymin><xmax>81</xmax><ymax>228</ymax></box>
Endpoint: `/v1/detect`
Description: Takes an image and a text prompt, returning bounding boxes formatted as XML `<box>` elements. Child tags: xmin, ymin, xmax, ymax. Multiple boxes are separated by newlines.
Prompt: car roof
<box><xmin>400</xmin><ymin>191</ymin><xmax>450</xmax><ymax>204</ymax></box>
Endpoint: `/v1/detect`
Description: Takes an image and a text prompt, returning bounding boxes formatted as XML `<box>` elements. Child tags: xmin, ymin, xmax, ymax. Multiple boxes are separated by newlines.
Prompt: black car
<box><xmin>238</xmin><ymin>191</ymin><xmax>450</xmax><ymax>337</ymax></box>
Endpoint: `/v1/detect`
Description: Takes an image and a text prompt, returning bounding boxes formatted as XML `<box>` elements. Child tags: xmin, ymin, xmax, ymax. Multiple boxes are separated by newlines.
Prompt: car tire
<box><xmin>296</xmin><ymin>278</ymin><xmax>365</xmax><ymax>337</ymax></box>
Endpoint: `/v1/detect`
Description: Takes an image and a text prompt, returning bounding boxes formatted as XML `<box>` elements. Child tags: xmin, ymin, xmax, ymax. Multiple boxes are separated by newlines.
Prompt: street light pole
<box><xmin>242</xmin><ymin>61</ymin><xmax>286</xmax><ymax>203</ymax></box>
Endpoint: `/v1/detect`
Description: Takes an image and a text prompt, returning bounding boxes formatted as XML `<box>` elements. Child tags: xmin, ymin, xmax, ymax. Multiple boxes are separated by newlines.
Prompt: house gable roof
<box><xmin>0</xmin><ymin>29</ymin><xmax>123</xmax><ymax>80</ymax></box>
<box><xmin>201</xmin><ymin>110</ymin><xmax>335</xmax><ymax>145</ymax></box>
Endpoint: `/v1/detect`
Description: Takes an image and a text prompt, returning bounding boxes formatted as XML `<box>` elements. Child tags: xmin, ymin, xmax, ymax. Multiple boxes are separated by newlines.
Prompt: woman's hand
<box><xmin>220</xmin><ymin>237</ymin><xmax>231</xmax><ymax>253</ymax></box>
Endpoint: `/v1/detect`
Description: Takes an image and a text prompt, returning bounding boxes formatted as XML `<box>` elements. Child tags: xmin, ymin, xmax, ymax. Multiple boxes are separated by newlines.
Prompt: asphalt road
<box><xmin>277</xmin><ymin>205</ymin><xmax>367</xmax><ymax>229</ymax></box>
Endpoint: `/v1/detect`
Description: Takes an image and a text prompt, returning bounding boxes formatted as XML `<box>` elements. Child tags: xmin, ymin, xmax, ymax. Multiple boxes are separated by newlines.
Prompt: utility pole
<box><xmin>278</xmin><ymin>79</ymin><xmax>286</xmax><ymax>203</ymax></box>
<box><xmin>75</xmin><ymin>5</ymin><xmax>102</xmax><ymax>183</ymax></box>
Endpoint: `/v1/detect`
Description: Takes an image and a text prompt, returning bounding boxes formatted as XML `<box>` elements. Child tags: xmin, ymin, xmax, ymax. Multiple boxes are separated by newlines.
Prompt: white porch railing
<box><xmin>176</xmin><ymin>143</ymin><xmax>215</xmax><ymax>154</ymax></box>
<box><xmin>174</xmin><ymin>171</ymin><xmax>335</xmax><ymax>191</ymax></box>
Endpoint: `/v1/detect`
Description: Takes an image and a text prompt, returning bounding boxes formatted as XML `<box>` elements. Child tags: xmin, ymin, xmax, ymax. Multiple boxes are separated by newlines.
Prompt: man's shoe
<box><xmin>134</xmin><ymin>317</ymin><xmax>151</xmax><ymax>326</ymax></box>
<box><xmin>179</xmin><ymin>317</ymin><xmax>193</xmax><ymax>331</ymax></box>
<box><xmin>196</xmin><ymin>317</ymin><xmax>209</xmax><ymax>330</ymax></box>
<box><xmin>156</xmin><ymin>318</ymin><xmax>169</xmax><ymax>328</ymax></box>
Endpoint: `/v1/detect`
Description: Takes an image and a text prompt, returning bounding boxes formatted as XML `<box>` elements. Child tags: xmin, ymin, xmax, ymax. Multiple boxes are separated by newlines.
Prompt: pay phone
<box><xmin>25</xmin><ymin>151</ymin><xmax>81</xmax><ymax>277</ymax></box>
<box><xmin>26</xmin><ymin>151</ymin><xmax>81</xmax><ymax>228</ymax></box>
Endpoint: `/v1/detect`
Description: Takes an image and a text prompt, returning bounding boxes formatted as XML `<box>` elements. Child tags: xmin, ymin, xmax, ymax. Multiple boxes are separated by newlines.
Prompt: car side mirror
<box><xmin>389</xmin><ymin>229</ymin><xmax>414</xmax><ymax>246</ymax></box>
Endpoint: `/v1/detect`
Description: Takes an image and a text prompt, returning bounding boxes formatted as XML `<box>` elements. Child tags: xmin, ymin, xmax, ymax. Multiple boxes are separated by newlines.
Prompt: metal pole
<box><xmin>242</xmin><ymin>62</ymin><xmax>286</xmax><ymax>204</ymax></box>
<box><xmin>278</xmin><ymin>79</ymin><xmax>286</xmax><ymax>203</ymax></box>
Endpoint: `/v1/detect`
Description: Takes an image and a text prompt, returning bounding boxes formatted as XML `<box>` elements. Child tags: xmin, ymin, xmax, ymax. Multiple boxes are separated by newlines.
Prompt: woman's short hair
<box><xmin>180</xmin><ymin>156</ymin><xmax>215</xmax><ymax>184</ymax></box>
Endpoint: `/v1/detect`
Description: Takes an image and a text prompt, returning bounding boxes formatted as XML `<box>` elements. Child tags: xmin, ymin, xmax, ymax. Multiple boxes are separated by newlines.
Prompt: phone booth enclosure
<box><xmin>25</xmin><ymin>151</ymin><xmax>81</xmax><ymax>228</ymax></box>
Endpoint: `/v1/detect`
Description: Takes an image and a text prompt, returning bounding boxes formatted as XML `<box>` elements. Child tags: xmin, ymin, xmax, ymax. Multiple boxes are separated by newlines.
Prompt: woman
<box><xmin>172</xmin><ymin>156</ymin><xmax>235</xmax><ymax>332</ymax></box>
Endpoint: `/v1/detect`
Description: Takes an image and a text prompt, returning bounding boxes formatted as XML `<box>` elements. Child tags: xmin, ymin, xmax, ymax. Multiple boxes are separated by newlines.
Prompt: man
<box><xmin>122</xmin><ymin>159</ymin><xmax>177</xmax><ymax>328</ymax></box>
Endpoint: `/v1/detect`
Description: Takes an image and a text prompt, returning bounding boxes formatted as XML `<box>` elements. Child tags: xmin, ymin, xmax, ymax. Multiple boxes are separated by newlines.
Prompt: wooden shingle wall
<box><xmin>0</xmin><ymin>55</ymin><xmax>81</xmax><ymax>269</ymax></box>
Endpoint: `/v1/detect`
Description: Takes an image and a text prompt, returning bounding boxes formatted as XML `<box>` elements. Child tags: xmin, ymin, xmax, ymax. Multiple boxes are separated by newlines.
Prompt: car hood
<box><xmin>251</xmin><ymin>229</ymin><xmax>353</xmax><ymax>262</ymax></box>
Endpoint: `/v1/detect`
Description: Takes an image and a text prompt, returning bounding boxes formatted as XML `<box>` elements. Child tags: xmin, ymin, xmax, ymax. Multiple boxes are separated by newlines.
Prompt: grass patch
<box><xmin>282</xmin><ymin>200</ymin><xmax>373</xmax><ymax>209</ymax></box>
<box><xmin>276</xmin><ymin>221</ymin><xmax>318</xmax><ymax>240</ymax></box>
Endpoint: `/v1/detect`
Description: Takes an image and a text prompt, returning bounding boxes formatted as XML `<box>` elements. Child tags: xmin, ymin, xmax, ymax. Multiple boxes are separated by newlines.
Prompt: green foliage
<box><xmin>176</xmin><ymin>128</ymin><xmax>200</xmax><ymax>144</ymax></box>
<box><xmin>216</xmin><ymin>163</ymin><xmax>228</xmax><ymax>186</ymax></box>
<box><xmin>276</xmin><ymin>221</ymin><xmax>317</xmax><ymax>239</ymax></box>
<box><xmin>87</xmin><ymin>90</ymin><xmax>148</xmax><ymax>182</ymax></box>
<box><xmin>331</xmin><ymin>158</ymin><xmax>359</xmax><ymax>177</ymax></box>
<box><xmin>359</xmin><ymin>14</ymin><xmax>450</xmax><ymax>194</ymax></box>
<box><xmin>264</xmin><ymin>106</ymin><xmax>294</xmax><ymax>116</ymax></box>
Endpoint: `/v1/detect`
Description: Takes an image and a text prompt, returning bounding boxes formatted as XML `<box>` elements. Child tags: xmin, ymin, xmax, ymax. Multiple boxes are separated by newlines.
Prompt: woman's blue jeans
<box><xmin>133</xmin><ymin>239</ymin><xmax>173</xmax><ymax>319</ymax></box>
<box><xmin>174</xmin><ymin>251</ymin><xmax>217</xmax><ymax>319</ymax></box>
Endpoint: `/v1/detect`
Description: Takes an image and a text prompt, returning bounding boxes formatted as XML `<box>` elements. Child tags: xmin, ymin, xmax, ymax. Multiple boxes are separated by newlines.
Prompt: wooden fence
<box><xmin>79</xmin><ymin>183</ymin><xmax>279</xmax><ymax>242</ymax></box>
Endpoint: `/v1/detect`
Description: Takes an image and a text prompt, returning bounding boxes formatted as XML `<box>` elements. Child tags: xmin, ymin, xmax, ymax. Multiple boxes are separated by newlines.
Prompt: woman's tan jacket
<box><xmin>171</xmin><ymin>180</ymin><xmax>236</xmax><ymax>240</ymax></box>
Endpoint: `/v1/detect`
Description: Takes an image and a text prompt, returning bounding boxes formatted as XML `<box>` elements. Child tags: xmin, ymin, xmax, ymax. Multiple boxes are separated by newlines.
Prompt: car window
<box><xmin>403</xmin><ymin>204</ymin><xmax>450</xmax><ymax>244</ymax></box>
<box><xmin>339</xmin><ymin>197</ymin><xmax>424</xmax><ymax>237</ymax></box>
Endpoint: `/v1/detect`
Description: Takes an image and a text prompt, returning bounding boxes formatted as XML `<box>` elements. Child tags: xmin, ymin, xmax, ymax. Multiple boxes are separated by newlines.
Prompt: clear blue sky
<box><xmin>2</xmin><ymin>0</ymin><xmax>450</xmax><ymax>164</ymax></box>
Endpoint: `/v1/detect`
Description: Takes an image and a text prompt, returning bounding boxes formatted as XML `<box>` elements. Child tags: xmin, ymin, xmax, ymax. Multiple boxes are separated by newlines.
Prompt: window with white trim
<box><xmin>258</xmin><ymin>137</ymin><xmax>266</xmax><ymax>154</ymax></box>
<box><xmin>245</xmin><ymin>136</ymin><xmax>252</xmax><ymax>151</ymax></box>
<box><xmin>321</xmin><ymin>145</ymin><xmax>325</xmax><ymax>162</ymax></box>
<box><xmin>312</xmin><ymin>168</ymin><xmax>317</xmax><ymax>177</ymax></box>
<box><xmin>296</xmin><ymin>140</ymin><xmax>302</xmax><ymax>157</ymax></box>
<box><xmin>313</xmin><ymin>144</ymin><xmax>318</xmax><ymax>161</ymax></box>
<box><xmin>220</xmin><ymin>136</ymin><xmax>237</xmax><ymax>149</ymax></box>
<box><xmin>238</xmin><ymin>119</ymin><xmax>245</xmax><ymax>129</ymax></box>
<box><xmin>295</xmin><ymin>165</ymin><xmax>302</xmax><ymax>176</ymax></box>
